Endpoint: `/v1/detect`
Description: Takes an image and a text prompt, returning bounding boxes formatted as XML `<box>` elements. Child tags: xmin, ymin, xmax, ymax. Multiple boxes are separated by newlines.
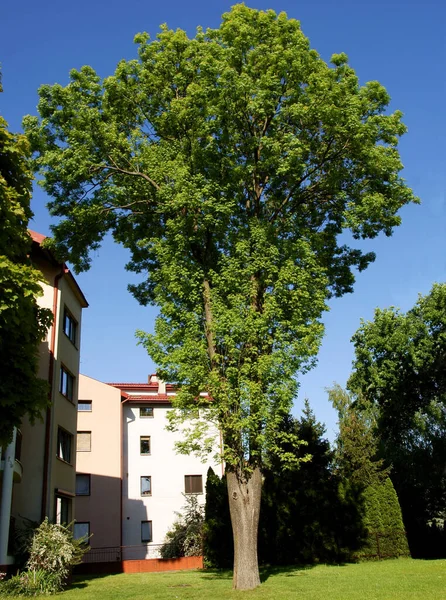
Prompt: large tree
<box><xmin>348</xmin><ymin>284</ymin><xmax>446</xmax><ymax>556</ymax></box>
<box><xmin>0</xmin><ymin>108</ymin><xmax>53</xmax><ymax>445</ymax></box>
<box><xmin>24</xmin><ymin>5</ymin><xmax>416</xmax><ymax>588</ymax></box>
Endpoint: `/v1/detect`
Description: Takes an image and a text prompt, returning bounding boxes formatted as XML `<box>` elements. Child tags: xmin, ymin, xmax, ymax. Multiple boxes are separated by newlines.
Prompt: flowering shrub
<box><xmin>27</xmin><ymin>518</ymin><xmax>86</xmax><ymax>578</ymax></box>
<box><xmin>0</xmin><ymin>518</ymin><xmax>89</xmax><ymax>596</ymax></box>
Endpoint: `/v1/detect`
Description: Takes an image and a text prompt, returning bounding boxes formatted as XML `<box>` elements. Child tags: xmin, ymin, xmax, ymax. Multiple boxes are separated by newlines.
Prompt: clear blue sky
<box><xmin>2</xmin><ymin>1</ymin><xmax>445</xmax><ymax>440</ymax></box>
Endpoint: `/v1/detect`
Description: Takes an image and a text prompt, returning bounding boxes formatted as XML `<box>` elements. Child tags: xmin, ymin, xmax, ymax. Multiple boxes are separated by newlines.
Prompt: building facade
<box><xmin>0</xmin><ymin>231</ymin><xmax>88</xmax><ymax>569</ymax></box>
<box><xmin>76</xmin><ymin>374</ymin><xmax>221</xmax><ymax>560</ymax></box>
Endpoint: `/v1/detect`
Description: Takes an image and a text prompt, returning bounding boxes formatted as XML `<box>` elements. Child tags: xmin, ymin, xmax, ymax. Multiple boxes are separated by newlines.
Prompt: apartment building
<box><xmin>76</xmin><ymin>374</ymin><xmax>221</xmax><ymax>560</ymax></box>
<box><xmin>0</xmin><ymin>231</ymin><xmax>88</xmax><ymax>570</ymax></box>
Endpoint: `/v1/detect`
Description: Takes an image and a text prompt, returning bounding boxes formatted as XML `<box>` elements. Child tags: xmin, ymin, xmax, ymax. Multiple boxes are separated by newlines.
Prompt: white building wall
<box><xmin>122</xmin><ymin>403</ymin><xmax>220</xmax><ymax>557</ymax></box>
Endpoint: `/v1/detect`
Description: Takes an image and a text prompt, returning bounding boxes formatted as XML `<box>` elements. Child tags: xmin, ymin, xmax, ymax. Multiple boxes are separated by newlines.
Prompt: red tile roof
<box><xmin>124</xmin><ymin>394</ymin><xmax>173</xmax><ymax>403</ymax></box>
<box><xmin>29</xmin><ymin>229</ymin><xmax>47</xmax><ymax>244</ymax></box>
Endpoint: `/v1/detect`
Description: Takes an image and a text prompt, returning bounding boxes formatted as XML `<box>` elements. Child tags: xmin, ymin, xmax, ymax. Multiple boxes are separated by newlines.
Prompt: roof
<box><xmin>29</xmin><ymin>230</ymin><xmax>47</xmax><ymax>244</ymax></box>
<box><xmin>123</xmin><ymin>394</ymin><xmax>172</xmax><ymax>404</ymax></box>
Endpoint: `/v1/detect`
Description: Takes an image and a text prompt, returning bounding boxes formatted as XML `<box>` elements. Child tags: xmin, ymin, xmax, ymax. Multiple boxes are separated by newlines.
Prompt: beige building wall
<box><xmin>11</xmin><ymin>234</ymin><xmax>87</xmax><ymax>531</ymax></box>
<box><xmin>75</xmin><ymin>375</ymin><xmax>122</xmax><ymax>549</ymax></box>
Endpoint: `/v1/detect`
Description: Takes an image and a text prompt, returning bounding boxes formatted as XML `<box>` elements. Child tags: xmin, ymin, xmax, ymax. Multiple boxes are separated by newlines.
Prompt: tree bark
<box><xmin>226</xmin><ymin>467</ymin><xmax>262</xmax><ymax>590</ymax></box>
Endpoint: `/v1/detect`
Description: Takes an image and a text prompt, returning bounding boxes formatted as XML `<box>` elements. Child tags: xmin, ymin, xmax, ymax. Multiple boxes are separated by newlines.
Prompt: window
<box><xmin>55</xmin><ymin>496</ymin><xmax>71</xmax><ymax>525</ymax></box>
<box><xmin>60</xmin><ymin>366</ymin><xmax>74</xmax><ymax>401</ymax></box>
<box><xmin>140</xmin><ymin>436</ymin><xmax>151</xmax><ymax>455</ymax></box>
<box><xmin>57</xmin><ymin>428</ymin><xmax>72</xmax><ymax>463</ymax></box>
<box><xmin>63</xmin><ymin>308</ymin><xmax>77</xmax><ymax>345</ymax></box>
<box><xmin>78</xmin><ymin>400</ymin><xmax>92</xmax><ymax>412</ymax></box>
<box><xmin>140</xmin><ymin>407</ymin><xmax>154</xmax><ymax>418</ymax></box>
<box><xmin>73</xmin><ymin>522</ymin><xmax>90</xmax><ymax>540</ymax></box>
<box><xmin>76</xmin><ymin>474</ymin><xmax>91</xmax><ymax>496</ymax></box>
<box><xmin>140</xmin><ymin>476</ymin><xmax>152</xmax><ymax>496</ymax></box>
<box><xmin>141</xmin><ymin>521</ymin><xmax>152</xmax><ymax>543</ymax></box>
<box><xmin>77</xmin><ymin>432</ymin><xmax>91</xmax><ymax>452</ymax></box>
<box><xmin>185</xmin><ymin>475</ymin><xmax>203</xmax><ymax>494</ymax></box>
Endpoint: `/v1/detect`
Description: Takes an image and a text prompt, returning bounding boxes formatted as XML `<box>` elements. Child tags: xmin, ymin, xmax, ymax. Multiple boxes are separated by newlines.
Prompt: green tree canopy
<box><xmin>348</xmin><ymin>284</ymin><xmax>446</xmax><ymax>556</ymax></box>
<box><xmin>24</xmin><ymin>5</ymin><xmax>416</xmax><ymax>588</ymax></box>
<box><xmin>0</xmin><ymin>113</ymin><xmax>52</xmax><ymax>446</ymax></box>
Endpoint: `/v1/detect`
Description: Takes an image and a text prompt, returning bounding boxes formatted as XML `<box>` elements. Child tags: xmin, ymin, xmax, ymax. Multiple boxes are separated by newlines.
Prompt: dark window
<box><xmin>55</xmin><ymin>496</ymin><xmax>71</xmax><ymax>525</ymax></box>
<box><xmin>73</xmin><ymin>522</ymin><xmax>90</xmax><ymax>540</ymax></box>
<box><xmin>60</xmin><ymin>366</ymin><xmax>74</xmax><ymax>401</ymax></box>
<box><xmin>78</xmin><ymin>400</ymin><xmax>92</xmax><ymax>412</ymax></box>
<box><xmin>140</xmin><ymin>407</ymin><xmax>154</xmax><ymax>418</ymax></box>
<box><xmin>76</xmin><ymin>474</ymin><xmax>91</xmax><ymax>496</ymax></box>
<box><xmin>185</xmin><ymin>475</ymin><xmax>203</xmax><ymax>494</ymax></box>
<box><xmin>140</xmin><ymin>436</ymin><xmax>151</xmax><ymax>455</ymax></box>
<box><xmin>57</xmin><ymin>428</ymin><xmax>72</xmax><ymax>463</ymax></box>
<box><xmin>140</xmin><ymin>476</ymin><xmax>152</xmax><ymax>496</ymax></box>
<box><xmin>141</xmin><ymin>521</ymin><xmax>152</xmax><ymax>543</ymax></box>
<box><xmin>63</xmin><ymin>308</ymin><xmax>77</xmax><ymax>345</ymax></box>
<box><xmin>77</xmin><ymin>431</ymin><xmax>91</xmax><ymax>452</ymax></box>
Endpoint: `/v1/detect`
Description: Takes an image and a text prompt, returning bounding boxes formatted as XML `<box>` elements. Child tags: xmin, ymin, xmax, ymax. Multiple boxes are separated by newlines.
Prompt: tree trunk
<box><xmin>226</xmin><ymin>466</ymin><xmax>262</xmax><ymax>590</ymax></box>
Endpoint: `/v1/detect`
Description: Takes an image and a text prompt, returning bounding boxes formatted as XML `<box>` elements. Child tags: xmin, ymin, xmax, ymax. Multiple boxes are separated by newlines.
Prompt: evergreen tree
<box><xmin>260</xmin><ymin>401</ymin><xmax>365</xmax><ymax>565</ymax></box>
<box><xmin>203</xmin><ymin>468</ymin><xmax>233</xmax><ymax>568</ymax></box>
<box><xmin>329</xmin><ymin>385</ymin><xmax>409</xmax><ymax>559</ymax></box>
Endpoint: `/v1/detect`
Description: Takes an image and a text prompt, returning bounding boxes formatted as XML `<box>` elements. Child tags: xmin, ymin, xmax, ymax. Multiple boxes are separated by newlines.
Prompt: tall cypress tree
<box><xmin>329</xmin><ymin>385</ymin><xmax>409</xmax><ymax>559</ymax></box>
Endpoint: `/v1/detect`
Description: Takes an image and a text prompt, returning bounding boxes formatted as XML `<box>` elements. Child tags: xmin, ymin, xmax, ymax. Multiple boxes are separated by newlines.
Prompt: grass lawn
<box><xmin>16</xmin><ymin>558</ymin><xmax>443</xmax><ymax>600</ymax></box>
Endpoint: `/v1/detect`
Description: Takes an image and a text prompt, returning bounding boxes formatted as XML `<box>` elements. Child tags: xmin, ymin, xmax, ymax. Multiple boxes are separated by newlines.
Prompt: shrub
<box><xmin>160</xmin><ymin>495</ymin><xmax>204</xmax><ymax>559</ymax></box>
<box><xmin>27</xmin><ymin>518</ymin><xmax>86</xmax><ymax>579</ymax></box>
<box><xmin>357</xmin><ymin>478</ymin><xmax>410</xmax><ymax>559</ymax></box>
<box><xmin>0</xmin><ymin>569</ymin><xmax>62</xmax><ymax>596</ymax></box>
<box><xmin>0</xmin><ymin>518</ymin><xmax>89</xmax><ymax>596</ymax></box>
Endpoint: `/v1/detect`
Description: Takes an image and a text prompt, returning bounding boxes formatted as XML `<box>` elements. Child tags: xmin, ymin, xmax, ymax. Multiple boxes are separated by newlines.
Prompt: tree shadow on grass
<box><xmin>69</xmin><ymin>572</ymin><xmax>123</xmax><ymax>590</ymax></box>
<box><xmin>198</xmin><ymin>569</ymin><xmax>233</xmax><ymax>581</ymax></box>
<box><xmin>260</xmin><ymin>564</ymin><xmax>316</xmax><ymax>583</ymax></box>
<box><xmin>198</xmin><ymin>565</ymin><xmax>318</xmax><ymax>584</ymax></box>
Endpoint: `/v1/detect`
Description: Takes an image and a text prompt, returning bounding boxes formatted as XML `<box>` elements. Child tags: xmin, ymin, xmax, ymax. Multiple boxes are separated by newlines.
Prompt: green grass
<box><xmin>2</xmin><ymin>559</ymin><xmax>445</xmax><ymax>599</ymax></box>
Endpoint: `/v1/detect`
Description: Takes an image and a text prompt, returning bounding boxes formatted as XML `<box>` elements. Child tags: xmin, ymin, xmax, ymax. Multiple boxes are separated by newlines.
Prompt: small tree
<box><xmin>25</xmin><ymin>5</ymin><xmax>417</xmax><ymax>588</ymax></box>
<box><xmin>160</xmin><ymin>495</ymin><xmax>204</xmax><ymax>559</ymax></box>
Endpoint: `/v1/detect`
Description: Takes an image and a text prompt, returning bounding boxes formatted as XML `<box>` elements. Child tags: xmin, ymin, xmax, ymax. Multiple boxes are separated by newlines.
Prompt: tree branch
<box><xmin>92</xmin><ymin>157</ymin><xmax>161</xmax><ymax>191</ymax></box>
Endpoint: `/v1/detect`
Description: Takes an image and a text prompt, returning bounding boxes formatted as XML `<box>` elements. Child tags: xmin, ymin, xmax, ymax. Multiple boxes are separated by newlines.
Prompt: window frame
<box><xmin>184</xmin><ymin>475</ymin><xmax>203</xmax><ymax>495</ymax></box>
<box><xmin>56</xmin><ymin>427</ymin><xmax>73</xmax><ymax>464</ymax></box>
<box><xmin>77</xmin><ymin>431</ymin><xmax>91</xmax><ymax>452</ymax></box>
<box><xmin>141</xmin><ymin>520</ymin><xmax>152</xmax><ymax>543</ymax></box>
<box><xmin>76</xmin><ymin>473</ymin><xmax>91</xmax><ymax>496</ymax></box>
<box><xmin>78</xmin><ymin>400</ymin><xmax>92</xmax><ymax>412</ymax></box>
<box><xmin>73</xmin><ymin>522</ymin><xmax>90</xmax><ymax>541</ymax></box>
<box><xmin>60</xmin><ymin>365</ymin><xmax>75</xmax><ymax>402</ymax></box>
<box><xmin>140</xmin><ymin>476</ymin><xmax>152</xmax><ymax>497</ymax></box>
<box><xmin>63</xmin><ymin>307</ymin><xmax>78</xmax><ymax>346</ymax></box>
<box><xmin>140</xmin><ymin>436</ymin><xmax>151</xmax><ymax>455</ymax></box>
<box><xmin>55</xmin><ymin>495</ymin><xmax>71</xmax><ymax>525</ymax></box>
<box><xmin>140</xmin><ymin>407</ymin><xmax>154</xmax><ymax>418</ymax></box>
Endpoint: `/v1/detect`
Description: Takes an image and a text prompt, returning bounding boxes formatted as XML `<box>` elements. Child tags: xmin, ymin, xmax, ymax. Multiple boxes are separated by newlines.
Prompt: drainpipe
<box><xmin>120</xmin><ymin>394</ymin><xmax>130</xmax><ymax>557</ymax></box>
<box><xmin>0</xmin><ymin>429</ymin><xmax>17</xmax><ymax>565</ymax></box>
<box><xmin>41</xmin><ymin>267</ymin><xmax>66</xmax><ymax>521</ymax></box>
